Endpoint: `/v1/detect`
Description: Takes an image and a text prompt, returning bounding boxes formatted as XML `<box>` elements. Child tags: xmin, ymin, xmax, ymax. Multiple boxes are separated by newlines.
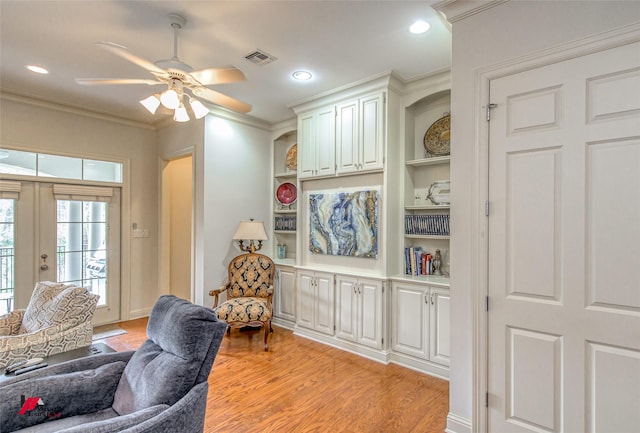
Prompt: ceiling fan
<box><xmin>75</xmin><ymin>13</ymin><xmax>251</xmax><ymax>121</ymax></box>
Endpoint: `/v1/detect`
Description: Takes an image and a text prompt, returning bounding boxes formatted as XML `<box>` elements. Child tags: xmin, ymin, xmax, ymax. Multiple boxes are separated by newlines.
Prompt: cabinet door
<box><xmin>392</xmin><ymin>282</ymin><xmax>429</xmax><ymax>359</ymax></box>
<box><xmin>298</xmin><ymin>112</ymin><xmax>316</xmax><ymax>179</ymax></box>
<box><xmin>315</xmin><ymin>107</ymin><xmax>336</xmax><ymax>177</ymax></box>
<box><xmin>359</xmin><ymin>93</ymin><xmax>384</xmax><ymax>172</ymax></box>
<box><xmin>358</xmin><ymin>278</ymin><xmax>383</xmax><ymax>349</ymax></box>
<box><xmin>336</xmin><ymin>100</ymin><xmax>359</xmax><ymax>174</ymax></box>
<box><xmin>275</xmin><ymin>267</ymin><xmax>296</xmax><ymax>322</ymax></box>
<box><xmin>429</xmin><ymin>287</ymin><xmax>450</xmax><ymax>366</ymax></box>
<box><xmin>336</xmin><ymin>276</ymin><xmax>358</xmax><ymax>342</ymax></box>
<box><xmin>296</xmin><ymin>272</ymin><xmax>314</xmax><ymax>329</ymax></box>
<box><xmin>314</xmin><ymin>272</ymin><xmax>334</xmax><ymax>335</ymax></box>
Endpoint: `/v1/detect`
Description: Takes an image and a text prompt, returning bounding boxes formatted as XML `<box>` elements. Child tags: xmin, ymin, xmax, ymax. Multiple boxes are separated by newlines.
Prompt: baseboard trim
<box><xmin>446</xmin><ymin>412</ymin><xmax>472</xmax><ymax>433</ymax></box>
<box><xmin>127</xmin><ymin>308</ymin><xmax>152</xmax><ymax>320</ymax></box>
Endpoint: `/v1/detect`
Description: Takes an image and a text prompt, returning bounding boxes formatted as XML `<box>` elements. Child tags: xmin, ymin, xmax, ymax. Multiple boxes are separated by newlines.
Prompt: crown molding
<box><xmin>433</xmin><ymin>0</ymin><xmax>509</xmax><ymax>24</ymax></box>
<box><xmin>0</xmin><ymin>91</ymin><xmax>156</xmax><ymax>131</ymax></box>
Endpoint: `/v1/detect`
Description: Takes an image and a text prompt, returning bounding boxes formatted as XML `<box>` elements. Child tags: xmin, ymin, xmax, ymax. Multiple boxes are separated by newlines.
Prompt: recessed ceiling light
<box><xmin>26</xmin><ymin>65</ymin><xmax>49</xmax><ymax>74</ymax></box>
<box><xmin>292</xmin><ymin>70</ymin><xmax>312</xmax><ymax>81</ymax></box>
<box><xmin>409</xmin><ymin>20</ymin><xmax>430</xmax><ymax>34</ymax></box>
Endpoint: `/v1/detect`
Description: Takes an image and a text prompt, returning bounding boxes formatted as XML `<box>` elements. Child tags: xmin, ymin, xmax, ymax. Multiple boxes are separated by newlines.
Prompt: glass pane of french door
<box><xmin>56</xmin><ymin>200</ymin><xmax>108</xmax><ymax>307</ymax></box>
<box><xmin>0</xmin><ymin>199</ymin><xmax>15</xmax><ymax>314</ymax></box>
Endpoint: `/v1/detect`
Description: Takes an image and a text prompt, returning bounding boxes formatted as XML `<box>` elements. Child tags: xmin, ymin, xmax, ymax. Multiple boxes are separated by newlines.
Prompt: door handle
<box><xmin>40</xmin><ymin>264</ymin><xmax>49</xmax><ymax>271</ymax></box>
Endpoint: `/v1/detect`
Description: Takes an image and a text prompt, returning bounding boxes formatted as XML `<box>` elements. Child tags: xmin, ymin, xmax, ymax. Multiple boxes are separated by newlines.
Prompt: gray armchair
<box><xmin>0</xmin><ymin>295</ymin><xmax>226</xmax><ymax>433</ymax></box>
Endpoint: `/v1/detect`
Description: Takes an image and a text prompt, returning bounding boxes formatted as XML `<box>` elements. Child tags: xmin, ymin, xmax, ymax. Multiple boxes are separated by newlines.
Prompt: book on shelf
<box><xmin>404</xmin><ymin>247</ymin><xmax>435</xmax><ymax>276</ymax></box>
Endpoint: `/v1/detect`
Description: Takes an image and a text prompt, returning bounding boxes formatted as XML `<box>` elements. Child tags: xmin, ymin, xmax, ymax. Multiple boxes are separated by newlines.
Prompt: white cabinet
<box><xmin>335</xmin><ymin>275</ymin><xmax>383</xmax><ymax>349</ymax></box>
<box><xmin>274</xmin><ymin>265</ymin><xmax>296</xmax><ymax>326</ymax></box>
<box><xmin>296</xmin><ymin>270</ymin><xmax>334</xmax><ymax>335</ymax></box>
<box><xmin>336</xmin><ymin>92</ymin><xmax>385</xmax><ymax>175</ymax></box>
<box><xmin>429</xmin><ymin>287</ymin><xmax>450</xmax><ymax>366</ymax></box>
<box><xmin>298</xmin><ymin>107</ymin><xmax>335</xmax><ymax>179</ymax></box>
<box><xmin>297</xmin><ymin>91</ymin><xmax>384</xmax><ymax>180</ymax></box>
<box><xmin>391</xmin><ymin>281</ymin><xmax>449</xmax><ymax>367</ymax></box>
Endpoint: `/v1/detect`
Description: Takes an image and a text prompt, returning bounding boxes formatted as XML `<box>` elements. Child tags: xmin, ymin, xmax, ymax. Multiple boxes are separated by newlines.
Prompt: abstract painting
<box><xmin>309</xmin><ymin>189</ymin><xmax>378</xmax><ymax>258</ymax></box>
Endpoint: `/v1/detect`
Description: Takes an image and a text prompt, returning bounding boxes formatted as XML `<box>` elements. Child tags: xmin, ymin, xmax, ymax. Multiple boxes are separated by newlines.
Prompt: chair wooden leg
<box><xmin>263</xmin><ymin>321</ymin><xmax>270</xmax><ymax>351</ymax></box>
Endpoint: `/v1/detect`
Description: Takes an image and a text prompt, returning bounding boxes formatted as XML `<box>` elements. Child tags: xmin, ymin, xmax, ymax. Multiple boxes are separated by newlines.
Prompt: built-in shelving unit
<box><xmin>272</xmin><ymin>129</ymin><xmax>298</xmax><ymax>262</ymax></box>
<box><xmin>402</xmin><ymin>90</ymin><xmax>451</xmax><ymax>281</ymax></box>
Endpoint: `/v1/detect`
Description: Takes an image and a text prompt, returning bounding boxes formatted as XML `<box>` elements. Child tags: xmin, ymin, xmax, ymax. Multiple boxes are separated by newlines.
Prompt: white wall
<box><xmin>444</xmin><ymin>1</ymin><xmax>640</xmax><ymax>430</ymax></box>
<box><xmin>157</xmin><ymin>113</ymin><xmax>272</xmax><ymax>306</ymax></box>
<box><xmin>201</xmin><ymin>115</ymin><xmax>272</xmax><ymax>305</ymax></box>
<box><xmin>0</xmin><ymin>95</ymin><xmax>159</xmax><ymax>319</ymax></box>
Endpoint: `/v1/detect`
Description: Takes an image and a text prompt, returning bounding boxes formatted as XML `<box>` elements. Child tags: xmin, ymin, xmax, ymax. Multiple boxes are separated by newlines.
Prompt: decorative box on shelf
<box><xmin>404</xmin><ymin>214</ymin><xmax>449</xmax><ymax>237</ymax></box>
<box><xmin>274</xmin><ymin>215</ymin><xmax>296</xmax><ymax>231</ymax></box>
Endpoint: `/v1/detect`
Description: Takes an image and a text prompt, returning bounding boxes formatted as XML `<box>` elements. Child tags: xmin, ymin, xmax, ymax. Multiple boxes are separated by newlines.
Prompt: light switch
<box><xmin>133</xmin><ymin>229</ymin><xmax>149</xmax><ymax>238</ymax></box>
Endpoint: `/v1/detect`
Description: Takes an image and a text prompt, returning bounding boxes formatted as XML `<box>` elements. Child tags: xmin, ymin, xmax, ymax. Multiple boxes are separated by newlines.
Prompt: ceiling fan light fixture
<box><xmin>140</xmin><ymin>94</ymin><xmax>161</xmax><ymax>114</ymax></box>
<box><xmin>174</xmin><ymin>104</ymin><xmax>190</xmax><ymax>122</ymax></box>
<box><xmin>190</xmin><ymin>98</ymin><xmax>209</xmax><ymax>119</ymax></box>
<box><xmin>160</xmin><ymin>89</ymin><xmax>180</xmax><ymax>109</ymax></box>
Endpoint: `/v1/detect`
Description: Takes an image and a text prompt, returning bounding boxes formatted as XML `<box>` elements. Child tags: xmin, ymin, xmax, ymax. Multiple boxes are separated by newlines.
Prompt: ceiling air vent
<box><xmin>244</xmin><ymin>49</ymin><xmax>277</xmax><ymax>66</ymax></box>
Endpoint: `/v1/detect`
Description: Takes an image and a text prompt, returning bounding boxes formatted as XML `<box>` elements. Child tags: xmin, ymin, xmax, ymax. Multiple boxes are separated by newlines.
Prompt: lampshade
<box><xmin>233</xmin><ymin>221</ymin><xmax>268</xmax><ymax>241</ymax></box>
<box><xmin>190</xmin><ymin>98</ymin><xmax>209</xmax><ymax>119</ymax></box>
<box><xmin>173</xmin><ymin>104</ymin><xmax>190</xmax><ymax>122</ymax></box>
<box><xmin>140</xmin><ymin>94</ymin><xmax>161</xmax><ymax>114</ymax></box>
<box><xmin>233</xmin><ymin>220</ymin><xmax>268</xmax><ymax>253</ymax></box>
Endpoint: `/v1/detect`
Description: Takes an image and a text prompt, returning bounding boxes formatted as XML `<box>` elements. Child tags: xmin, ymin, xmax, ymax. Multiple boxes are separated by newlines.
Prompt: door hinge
<box><xmin>486</xmin><ymin>103</ymin><xmax>497</xmax><ymax>121</ymax></box>
<box><xmin>382</xmin><ymin>337</ymin><xmax>384</xmax><ymax>345</ymax></box>
<box><xmin>485</xmin><ymin>296</ymin><xmax>489</xmax><ymax>312</ymax></box>
<box><xmin>485</xmin><ymin>201</ymin><xmax>490</xmax><ymax>217</ymax></box>
<box><xmin>485</xmin><ymin>391</ymin><xmax>489</xmax><ymax>407</ymax></box>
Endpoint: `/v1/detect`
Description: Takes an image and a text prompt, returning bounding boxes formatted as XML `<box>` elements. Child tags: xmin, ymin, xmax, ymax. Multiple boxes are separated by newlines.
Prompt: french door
<box><xmin>0</xmin><ymin>181</ymin><xmax>120</xmax><ymax>324</ymax></box>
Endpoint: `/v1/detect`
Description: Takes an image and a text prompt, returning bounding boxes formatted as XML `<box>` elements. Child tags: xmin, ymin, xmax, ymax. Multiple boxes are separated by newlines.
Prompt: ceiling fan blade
<box><xmin>75</xmin><ymin>78</ymin><xmax>163</xmax><ymax>86</ymax></box>
<box><xmin>189</xmin><ymin>67</ymin><xmax>247</xmax><ymax>86</ymax></box>
<box><xmin>192</xmin><ymin>87</ymin><xmax>252</xmax><ymax>114</ymax></box>
<box><xmin>97</xmin><ymin>42</ymin><xmax>167</xmax><ymax>76</ymax></box>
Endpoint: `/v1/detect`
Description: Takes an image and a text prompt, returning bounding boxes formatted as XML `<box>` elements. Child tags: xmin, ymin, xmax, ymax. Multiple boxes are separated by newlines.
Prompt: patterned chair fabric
<box><xmin>210</xmin><ymin>253</ymin><xmax>275</xmax><ymax>350</ymax></box>
<box><xmin>0</xmin><ymin>281</ymin><xmax>99</xmax><ymax>369</ymax></box>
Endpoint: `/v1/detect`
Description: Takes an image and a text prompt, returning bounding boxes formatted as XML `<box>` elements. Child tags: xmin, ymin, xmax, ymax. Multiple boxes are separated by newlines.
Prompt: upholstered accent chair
<box><xmin>210</xmin><ymin>253</ymin><xmax>275</xmax><ymax>350</ymax></box>
<box><xmin>0</xmin><ymin>295</ymin><xmax>227</xmax><ymax>433</ymax></box>
<box><xmin>0</xmin><ymin>281</ymin><xmax>99</xmax><ymax>369</ymax></box>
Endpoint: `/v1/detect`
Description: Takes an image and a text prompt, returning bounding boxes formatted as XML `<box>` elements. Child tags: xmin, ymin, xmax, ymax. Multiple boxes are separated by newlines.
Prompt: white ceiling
<box><xmin>0</xmin><ymin>1</ymin><xmax>451</xmax><ymax>126</ymax></box>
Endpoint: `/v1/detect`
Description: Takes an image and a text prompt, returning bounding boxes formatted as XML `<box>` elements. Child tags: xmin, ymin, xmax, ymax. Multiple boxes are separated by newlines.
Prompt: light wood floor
<box><xmin>104</xmin><ymin>318</ymin><xmax>449</xmax><ymax>433</ymax></box>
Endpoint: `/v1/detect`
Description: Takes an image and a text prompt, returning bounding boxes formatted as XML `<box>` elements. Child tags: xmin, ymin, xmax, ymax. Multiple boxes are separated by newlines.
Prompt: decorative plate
<box><xmin>423</xmin><ymin>114</ymin><xmax>451</xmax><ymax>156</ymax></box>
<box><xmin>426</xmin><ymin>180</ymin><xmax>451</xmax><ymax>205</ymax></box>
<box><xmin>285</xmin><ymin>144</ymin><xmax>297</xmax><ymax>170</ymax></box>
<box><xmin>276</xmin><ymin>182</ymin><xmax>297</xmax><ymax>205</ymax></box>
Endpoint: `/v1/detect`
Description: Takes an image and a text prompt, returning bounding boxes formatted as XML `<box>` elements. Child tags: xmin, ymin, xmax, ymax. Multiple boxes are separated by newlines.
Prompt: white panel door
<box><xmin>336</xmin><ymin>100</ymin><xmax>359</xmax><ymax>174</ymax></box>
<box><xmin>359</xmin><ymin>92</ymin><xmax>384</xmax><ymax>171</ymax></box>
<box><xmin>358</xmin><ymin>278</ymin><xmax>382</xmax><ymax>349</ymax></box>
<box><xmin>296</xmin><ymin>271</ymin><xmax>314</xmax><ymax>329</ymax></box>
<box><xmin>315</xmin><ymin>107</ymin><xmax>336</xmax><ymax>177</ymax></box>
<box><xmin>392</xmin><ymin>282</ymin><xmax>429</xmax><ymax>359</ymax></box>
<box><xmin>336</xmin><ymin>275</ymin><xmax>357</xmax><ymax>342</ymax></box>
<box><xmin>314</xmin><ymin>272</ymin><xmax>334</xmax><ymax>335</ymax></box>
<box><xmin>275</xmin><ymin>266</ymin><xmax>296</xmax><ymax>322</ymax></box>
<box><xmin>488</xmin><ymin>41</ymin><xmax>640</xmax><ymax>433</ymax></box>
<box><xmin>429</xmin><ymin>287</ymin><xmax>450</xmax><ymax>366</ymax></box>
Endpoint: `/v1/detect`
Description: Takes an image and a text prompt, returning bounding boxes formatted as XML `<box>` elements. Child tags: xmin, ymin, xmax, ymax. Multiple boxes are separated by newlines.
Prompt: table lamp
<box><xmin>233</xmin><ymin>220</ymin><xmax>268</xmax><ymax>253</ymax></box>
